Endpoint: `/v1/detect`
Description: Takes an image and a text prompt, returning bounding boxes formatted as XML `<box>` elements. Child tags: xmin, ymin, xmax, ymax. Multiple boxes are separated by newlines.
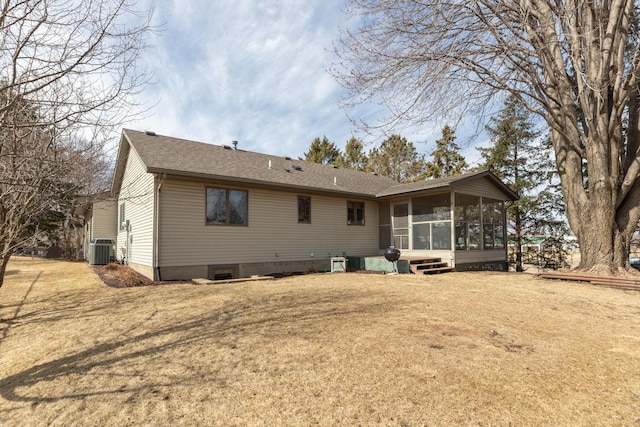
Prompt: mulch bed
<box><xmin>91</xmin><ymin>264</ymin><xmax>192</xmax><ymax>288</ymax></box>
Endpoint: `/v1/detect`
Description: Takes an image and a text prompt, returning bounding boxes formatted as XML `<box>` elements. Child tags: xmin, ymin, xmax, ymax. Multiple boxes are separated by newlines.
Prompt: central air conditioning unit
<box><xmin>88</xmin><ymin>239</ymin><xmax>114</xmax><ymax>265</ymax></box>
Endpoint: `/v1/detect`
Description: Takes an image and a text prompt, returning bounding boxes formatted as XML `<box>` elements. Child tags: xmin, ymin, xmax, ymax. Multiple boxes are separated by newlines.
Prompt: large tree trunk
<box><xmin>537</xmin><ymin>0</ymin><xmax>639</xmax><ymax>276</ymax></box>
<box><xmin>0</xmin><ymin>251</ymin><xmax>11</xmax><ymax>289</ymax></box>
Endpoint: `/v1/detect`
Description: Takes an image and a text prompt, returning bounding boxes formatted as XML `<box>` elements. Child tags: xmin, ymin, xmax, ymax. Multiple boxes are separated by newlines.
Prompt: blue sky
<box><xmin>129</xmin><ymin>0</ymin><xmax>483</xmax><ymax>163</ymax></box>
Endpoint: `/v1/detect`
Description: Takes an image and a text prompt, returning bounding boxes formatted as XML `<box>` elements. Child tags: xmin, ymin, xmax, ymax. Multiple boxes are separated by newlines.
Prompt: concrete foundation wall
<box><xmin>158</xmin><ymin>265</ymin><xmax>208</xmax><ymax>281</ymax></box>
<box><xmin>238</xmin><ymin>260</ymin><xmax>331</xmax><ymax>277</ymax></box>
<box><xmin>455</xmin><ymin>260</ymin><xmax>508</xmax><ymax>272</ymax></box>
<box><xmin>128</xmin><ymin>261</ymin><xmax>155</xmax><ymax>280</ymax></box>
<box><xmin>155</xmin><ymin>259</ymin><xmax>335</xmax><ymax>281</ymax></box>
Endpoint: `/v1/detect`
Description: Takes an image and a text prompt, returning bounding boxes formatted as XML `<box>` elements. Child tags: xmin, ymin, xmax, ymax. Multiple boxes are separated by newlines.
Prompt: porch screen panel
<box><xmin>412</xmin><ymin>194</ymin><xmax>451</xmax><ymax>221</ymax></box>
<box><xmin>378</xmin><ymin>201</ymin><xmax>391</xmax><ymax>249</ymax></box>
<box><xmin>392</xmin><ymin>204</ymin><xmax>409</xmax><ymax>250</ymax></box>
<box><xmin>455</xmin><ymin>194</ymin><xmax>480</xmax><ymax>250</ymax></box>
<box><xmin>412</xmin><ymin>223</ymin><xmax>430</xmax><ymax>249</ymax></box>
<box><xmin>432</xmin><ymin>222</ymin><xmax>452</xmax><ymax>250</ymax></box>
<box><xmin>412</xmin><ymin>194</ymin><xmax>452</xmax><ymax>250</ymax></box>
<box><xmin>482</xmin><ymin>199</ymin><xmax>505</xmax><ymax>249</ymax></box>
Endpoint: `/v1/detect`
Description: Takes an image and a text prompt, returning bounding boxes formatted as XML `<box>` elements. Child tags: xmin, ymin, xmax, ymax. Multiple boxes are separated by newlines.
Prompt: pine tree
<box><xmin>367</xmin><ymin>134</ymin><xmax>426</xmax><ymax>183</ymax></box>
<box><xmin>425</xmin><ymin>125</ymin><xmax>468</xmax><ymax>178</ymax></box>
<box><xmin>479</xmin><ymin>95</ymin><xmax>566</xmax><ymax>271</ymax></box>
<box><xmin>303</xmin><ymin>136</ymin><xmax>341</xmax><ymax>165</ymax></box>
<box><xmin>336</xmin><ymin>137</ymin><xmax>368</xmax><ymax>171</ymax></box>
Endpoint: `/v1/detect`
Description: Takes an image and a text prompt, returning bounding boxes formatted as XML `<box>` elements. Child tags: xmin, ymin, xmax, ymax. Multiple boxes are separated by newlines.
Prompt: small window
<box><xmin>206</xmin><ymin>187</ymin><xmax>248</xmax><ymax>225</ymax></box>
<box><xmin>119</xmin><ymin>204</ymin><xmax>125</xmax><ymax>231</ymax></box>
<box><xmin>347</xmin><ymin>201</ymin><xmax>365</xmax><ymax>225</ymax></box>
<box><xmin>298</xmin><ymin>196</ymin><xmax>311</xmax><ymax>223</ymax></box>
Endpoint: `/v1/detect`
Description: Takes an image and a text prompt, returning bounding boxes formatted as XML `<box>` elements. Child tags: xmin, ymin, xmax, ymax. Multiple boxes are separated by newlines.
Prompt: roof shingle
<box><xmin>121</xmin><ymin>129</ymin><xmax>398</xmax><ymax>197</ymax></box>
<box><xmin>113</xmin><ymin>129</ymin><xmax>517</xmax><ymax>201</ymax></box>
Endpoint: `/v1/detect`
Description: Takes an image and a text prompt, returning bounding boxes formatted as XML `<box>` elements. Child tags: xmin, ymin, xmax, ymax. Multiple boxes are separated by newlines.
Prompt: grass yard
<box><xmin>0</xmin><ymin>257</ymin><xmax>639</xmax><ymax>426</ymax></box>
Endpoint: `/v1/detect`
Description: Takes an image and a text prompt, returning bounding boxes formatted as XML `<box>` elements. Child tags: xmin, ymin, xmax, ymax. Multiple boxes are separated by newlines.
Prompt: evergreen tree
<box><xmin>425</xmin><ymin>125</ymin><xmax>468</xmax><ymax>178</ymax></box>
<box><xmin>479</xmin><ymin>95</ymin><xmax>566</xmax><ymax>271</ymax></box>
<box><xmin>367</xmin><ymin>134</ymin><xmax>426</xmax><ymax>183</ymax></box>
<box><xmin>303</xmin><ymin>136</ymin><xmax>341</xmax><ymax>165</ymax></box>
<box><xmin>336</xmin><ymin>137</ymin><xmax>368</xmax><ymax>171</ymax></box>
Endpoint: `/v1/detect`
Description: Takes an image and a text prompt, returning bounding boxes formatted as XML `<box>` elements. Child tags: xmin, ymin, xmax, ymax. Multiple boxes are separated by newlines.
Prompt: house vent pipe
<box><xmin>268</xmin><ymin>160</ymin><xmax>272</xmax><ymax>169</ymax></box>
<box><xmin>334</xmin><ymin>176</ymin><xmax>337</xmax><ymax>186</ymax></box>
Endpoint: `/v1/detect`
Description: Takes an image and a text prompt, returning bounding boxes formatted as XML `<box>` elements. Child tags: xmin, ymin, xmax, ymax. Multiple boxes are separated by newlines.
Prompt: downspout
<box><xmin>153</xmin><ymin>174</ymin><xmax>165</xmax><ymax>281</ymax></box>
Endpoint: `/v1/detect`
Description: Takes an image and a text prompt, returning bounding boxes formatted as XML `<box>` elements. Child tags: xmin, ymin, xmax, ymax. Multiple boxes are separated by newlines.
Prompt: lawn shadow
<box><xmin>0</xmin><ymin>271</ymin><xmax>41</xmax><ymax>345</ymax></box>
<box><xmin>0</xmin><ymin>286</ymin><xmax>397</xmax><ymax>405</ymax></box>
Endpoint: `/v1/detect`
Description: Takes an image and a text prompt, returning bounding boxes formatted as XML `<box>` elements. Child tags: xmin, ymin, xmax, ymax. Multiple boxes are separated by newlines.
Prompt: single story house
<box><xmin>109</xmin><ymin>129</ymin><xmax>518</xmax><ymax>281</ymax></box>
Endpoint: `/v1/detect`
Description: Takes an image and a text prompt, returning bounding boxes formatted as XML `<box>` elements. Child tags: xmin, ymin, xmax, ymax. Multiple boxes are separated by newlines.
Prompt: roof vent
<box><xmin>222</xmin><ymin>145</ymin><xmax>232</xmax><ymax>150</ymax></box>
<box><xmin>292</xmin><ymin>165</ymin><xmax>302</xmax><ymax>171</ymax></box>
<box><xmin>145</xmin><ymin>130</ymin><xmax>156</xmax><ymax>136</ymax></box>
<box><xmin>371</xmin><ymin>172</ymin><xmax>378</xmax><ymax>176</ymax></box>
<box><xmin>331</xmin><ymin>165</ymin><xmax>338</xmax><ymax>169</ymax></box>
<box><xmin>284</xmin><ymin>156</ymin><xmax>292</xmax><ymax>160</ymax></box>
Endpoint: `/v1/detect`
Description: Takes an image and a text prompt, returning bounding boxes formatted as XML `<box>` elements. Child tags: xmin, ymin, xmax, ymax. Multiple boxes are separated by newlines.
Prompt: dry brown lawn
<box><xmin>0</xmin><ymin>257</ymin><xmax>639</xmax><ymax>426</ymax></box>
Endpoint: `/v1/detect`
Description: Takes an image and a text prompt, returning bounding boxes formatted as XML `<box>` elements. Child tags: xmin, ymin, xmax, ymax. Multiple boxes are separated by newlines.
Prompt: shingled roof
<box><xmin>111</xmin><ymin>129</ymin><xmax>518</xmax><ymax>201</ymax></box>
<box><xmin>112</xmin><ymin>129</ymin><xmax>398</xmax><ymax>197</ymax></box>
<box><xmin>376</xmin><ymin>170</ymin><xmax>519</xmax><ymax>200</ymax></box>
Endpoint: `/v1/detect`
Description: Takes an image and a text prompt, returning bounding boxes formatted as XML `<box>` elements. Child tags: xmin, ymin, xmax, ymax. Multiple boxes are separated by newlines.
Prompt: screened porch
<box><xmin>378</xmin><ymin>192</ymin><xmax>508</xmax><ymax>270</ymax></box>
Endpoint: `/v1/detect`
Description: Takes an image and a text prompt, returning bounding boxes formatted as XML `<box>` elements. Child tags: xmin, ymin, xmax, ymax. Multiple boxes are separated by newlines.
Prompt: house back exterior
<box><xmin>110</xmin><ymin>129</ymin><xmax>518</xmax><ymax>281</ymax></box>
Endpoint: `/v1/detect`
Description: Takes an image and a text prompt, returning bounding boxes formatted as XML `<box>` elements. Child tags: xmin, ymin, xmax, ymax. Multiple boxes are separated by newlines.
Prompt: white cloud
<box><xmin>126</xmin><ymin>1</ymin><xmax>456</xmax><ymax>160</ymax></box>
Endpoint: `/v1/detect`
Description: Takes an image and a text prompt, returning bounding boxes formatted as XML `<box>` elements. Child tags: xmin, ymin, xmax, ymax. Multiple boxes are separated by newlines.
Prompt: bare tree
<box><xmin>333</xmin><ymin>0</ymin><xmax>640</xmax><ymax>275</ymax></box>
<box><xmin>0</xmin><ymin>0</ymin><xmax>152</xmax><ymax>287</ymax></box>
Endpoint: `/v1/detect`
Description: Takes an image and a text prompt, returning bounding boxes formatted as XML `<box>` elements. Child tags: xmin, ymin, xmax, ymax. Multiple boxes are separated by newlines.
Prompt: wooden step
<box><xmin>408</xmin><ymin>257</ymin><xmax>454</xmax><ymax>275</ymax></box>
<box><xmin>407</xmin><ymin>258</ymin><xmax>442</xmax><ymax>265</ymax></box>
<box><xmin>415</xmin><ymin>262</ymin><xmax>449</xmax><ymax>270</ymax></box>
<box><xmin>419</xmin><ymin>266</ymin><xmax>455</xmax><ymax>274</ymax></box>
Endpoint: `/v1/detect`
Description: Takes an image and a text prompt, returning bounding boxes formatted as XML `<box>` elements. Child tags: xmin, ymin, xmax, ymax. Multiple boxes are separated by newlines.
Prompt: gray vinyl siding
<box><xmin>116</xmin><ymin>149</ymin><xmax>155</xmax><ymax>267</ymax></box>
<box><xmin>157</xmin><ymin>179</ymin><xmax>379</xmax><ymax>267</ymax></box>
<box><xmin>455</xmin><ymin>176</ymin><xmax>512</xmax><ymax>200</ymax></box>
<box><xmin>91</xmin><ymin>200</ymin><xmax>117</xmax><ymax>242</ymax></box>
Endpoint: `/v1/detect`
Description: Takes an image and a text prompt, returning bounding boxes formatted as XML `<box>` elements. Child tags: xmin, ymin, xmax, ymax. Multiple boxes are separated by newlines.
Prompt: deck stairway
<box><xmin>408</xmin><ymin>257</ymin><xmax>455</xmax><ymax>275</ymax></box>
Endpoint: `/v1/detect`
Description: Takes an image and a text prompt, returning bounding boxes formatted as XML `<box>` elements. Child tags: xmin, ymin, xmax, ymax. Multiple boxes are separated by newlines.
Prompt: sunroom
<box><xmin>377</xmin><ymin>171</ymin><xmax>519</xmax><ymax>271</ymax></box>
